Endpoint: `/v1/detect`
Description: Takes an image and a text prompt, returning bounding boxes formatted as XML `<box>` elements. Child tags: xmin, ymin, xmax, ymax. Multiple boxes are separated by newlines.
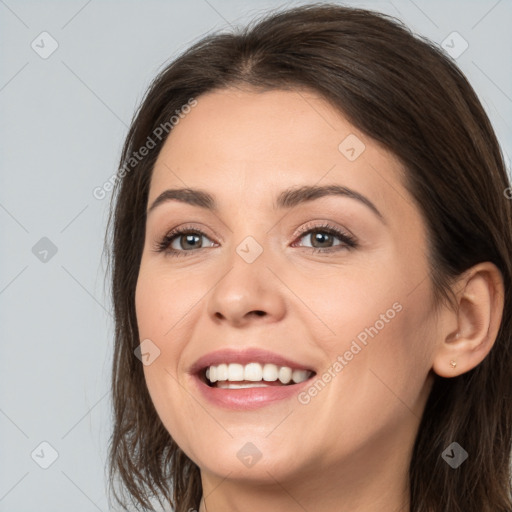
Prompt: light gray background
<box><xmin>1</xmin><ymin>0</ymin><xmax>511</xmax><ymax>510</ymax></box>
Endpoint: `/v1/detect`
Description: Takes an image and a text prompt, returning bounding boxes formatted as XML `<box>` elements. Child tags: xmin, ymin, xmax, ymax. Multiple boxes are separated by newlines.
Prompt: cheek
<box><xmin>330</xmin><ymin>289</ymin><xmax>434</xmax><ymax>428</ymax></box>
<box><xmin>135</xmin><ymin>267</ymin><xmax>205</xmax><ymax>453</ymax></box>
<box><xmin>297</xmin><ymin>264</ymin><xmax>435</xmax><ymax>438</ymax></box>
<box><xmin>135</xmin><ymin>267</ymin><xmax>192</xmax><ymax>385</ymax></box>
<box><xmin>135</xmin><ymin>264</ymin><xmax>201</xmax><ymax>343</ymax></box>
<box><xmin>288</xmin><ymin>257</ymin><xmax>403</xmax><ymax>352</ymax></box>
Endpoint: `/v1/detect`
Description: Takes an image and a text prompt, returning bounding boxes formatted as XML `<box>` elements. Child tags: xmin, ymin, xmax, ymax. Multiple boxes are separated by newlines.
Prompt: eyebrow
<box><xmin>147</xmin><ymin>184</ymin><xmax>385</xmax><ymax>222</ymax></box>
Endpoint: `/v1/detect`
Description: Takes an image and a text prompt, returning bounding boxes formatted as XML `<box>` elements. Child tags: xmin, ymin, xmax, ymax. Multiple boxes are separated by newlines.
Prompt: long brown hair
<box><xmin>105</xmin><ymin>3</ymin><xmax>512</xmax><ymax>511</ymax></box>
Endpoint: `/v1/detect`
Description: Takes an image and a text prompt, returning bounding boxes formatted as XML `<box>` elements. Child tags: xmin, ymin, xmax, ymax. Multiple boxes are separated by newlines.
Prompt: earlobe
<box><xmin>432</xmin><ymin>262</ymin><xmax>505</xmax><ymax>378</ymax></box>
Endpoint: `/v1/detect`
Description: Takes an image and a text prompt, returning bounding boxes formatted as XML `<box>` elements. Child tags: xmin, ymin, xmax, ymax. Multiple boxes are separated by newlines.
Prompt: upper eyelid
<box><xmin>294</xmin><ymin>221</ymin><xmax>353</xmax><ymax>237</ymax></box>
<box><xmin>159</xmin><ymin>222</ymin><xmax>222</xmax><ymax>243</ymax></box>
<box><xmin>164</xmin><ymin>222</ymin><xmax>352</xmax><ymax>245</ymax></box>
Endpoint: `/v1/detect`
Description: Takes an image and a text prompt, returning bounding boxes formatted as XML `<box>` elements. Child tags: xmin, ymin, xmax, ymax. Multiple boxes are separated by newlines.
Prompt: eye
<box><xmin>153</xmin><ymin>225</ymin><xmax>216</xmax><ymax>257</ymax></box>
<box><xmin>153</xmin><ymin>222</ymin><xmax>357</xmax><ymax>257</ymax></box>
<box><xmin>292</xmin><ymin>222</ymin><xmax>357</xmax><ymax>253</ymax></box>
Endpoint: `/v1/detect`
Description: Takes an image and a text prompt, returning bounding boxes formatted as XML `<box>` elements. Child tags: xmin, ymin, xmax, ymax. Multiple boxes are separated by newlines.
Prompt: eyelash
<box><xmin>153</xmin><ymin>222</ymin><xmax>358</xmax><ymax>257</ymax></box>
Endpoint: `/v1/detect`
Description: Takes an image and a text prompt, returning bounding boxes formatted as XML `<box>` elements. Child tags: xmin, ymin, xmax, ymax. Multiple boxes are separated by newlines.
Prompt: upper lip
<box><xmin>189</xmin><ymin>347</ymin><xmax>316</xmax><ymax>375</ymax></box>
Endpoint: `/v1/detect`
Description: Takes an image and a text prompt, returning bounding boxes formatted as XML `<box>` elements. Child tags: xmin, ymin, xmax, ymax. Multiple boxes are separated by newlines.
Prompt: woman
<box><xmin>105</xmin><ymin>3</ymin><xmax>512</xmax><ymax>511</ymax></box>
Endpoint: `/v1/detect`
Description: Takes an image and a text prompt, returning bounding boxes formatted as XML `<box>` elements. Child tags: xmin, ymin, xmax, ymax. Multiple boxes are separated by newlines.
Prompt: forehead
<box><xmin>148</xmin><ymin>87</ymin><xmax>409</xmax><ymax>218</ymax></box>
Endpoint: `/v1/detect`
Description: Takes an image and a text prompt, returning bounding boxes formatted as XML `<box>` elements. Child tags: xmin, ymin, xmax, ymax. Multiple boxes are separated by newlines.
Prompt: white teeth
<box><xmin>244</xmin><ymin>362</ymin><xmax>263</xmax><ymax>381</ymax></box>
<box><xmin>204</xmin><ymin>362</ymin><xmax>313</xmax><ymax>385</ymax></box>
<box><xmin>262</xmin><ymin>363</ymin><xmax>278</xmax><ymax>381</ymax></box>
<box><xmin>228</xmin><ymin>363</ymin><xmax>244</xmax><ymax>381</ymax></box>
<box><xmin>279</xmin><ymin>366</ymin><xmax>292</xmax><ymax>384</ymax></box>
<box><xmin>291</xmin><ymin>369</ymin><xmax>310</xmax><ymax>384</ymax></box>
<box><xmin>217</xmin><ymin>363</ymin><xmax>228</xmax><ymax>381</ymax></box>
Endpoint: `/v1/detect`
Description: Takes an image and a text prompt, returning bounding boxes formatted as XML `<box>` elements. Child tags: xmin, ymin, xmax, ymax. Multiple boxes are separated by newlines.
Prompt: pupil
<box><xmin>313</xmin><ymin>232</ymin><xmax>331</xmax><ymax>248</ymax></box>
<box><xmin>182</xmin><ymin>234</ymin><xmax>200</xmax><ymax>249</ymax></box>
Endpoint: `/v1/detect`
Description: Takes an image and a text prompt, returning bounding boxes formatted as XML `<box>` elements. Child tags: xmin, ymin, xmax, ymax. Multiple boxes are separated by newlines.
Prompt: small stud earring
<box><xmin>450</xmin><ymin>360</ymin><xmax>457</xmax><ymax>368</ymax></box>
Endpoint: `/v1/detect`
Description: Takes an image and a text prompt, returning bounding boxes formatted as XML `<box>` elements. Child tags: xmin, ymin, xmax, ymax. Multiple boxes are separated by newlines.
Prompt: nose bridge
<box><xmin>206</xmin><ymin>221</ymin><xmax>286</xmax><ymax>325</ymax></box>
<box><xmin>229</xmin><ymin>210</ymin><xmax>282</xmax><ymax>275</ymax></box>
<box><xmin>228</xmin><ymin>208</ymin><xmax>274</xmax><ymax>265</ymax></box>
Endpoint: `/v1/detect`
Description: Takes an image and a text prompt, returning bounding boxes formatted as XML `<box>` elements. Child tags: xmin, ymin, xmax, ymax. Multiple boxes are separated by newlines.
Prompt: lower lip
<box><xmin>192</xmin><ymin>374</ymin><xmax>315</xmax><ymax>410</ymax></box>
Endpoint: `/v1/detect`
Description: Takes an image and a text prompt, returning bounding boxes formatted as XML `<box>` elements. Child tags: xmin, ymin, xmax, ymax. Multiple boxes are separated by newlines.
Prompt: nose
<box><xmin>206</xmin><ymin>250</ymin><xmax>287</xmax><ymax>328</ymax></box>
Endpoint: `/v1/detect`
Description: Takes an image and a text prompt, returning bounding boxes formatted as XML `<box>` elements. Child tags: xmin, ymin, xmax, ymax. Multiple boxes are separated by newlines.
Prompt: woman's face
<box><xmin>135</xmin><ymin>87</ymin><xmax>439</xmax><ymax>489</ymax></box>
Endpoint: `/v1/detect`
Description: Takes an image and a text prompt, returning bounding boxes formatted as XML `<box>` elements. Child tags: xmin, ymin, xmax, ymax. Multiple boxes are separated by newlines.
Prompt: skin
<box><xmin>134</xmin><ymin>87</ymin><xmax>504</xmax><ymax>512</ymax></box>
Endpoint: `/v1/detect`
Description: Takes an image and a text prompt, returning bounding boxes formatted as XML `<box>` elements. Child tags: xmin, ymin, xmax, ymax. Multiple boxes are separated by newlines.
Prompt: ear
<box><xmin>432</xmin><ymin>262</ymin><xmax>505</xmax><ymax>378</ymax></box>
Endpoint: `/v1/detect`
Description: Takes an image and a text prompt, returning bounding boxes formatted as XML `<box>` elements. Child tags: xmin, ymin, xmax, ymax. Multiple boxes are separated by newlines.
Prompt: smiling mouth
<box><xmin>200</xmin><ymin>362</ymin><xmax>316</xmax><ymax>388</ymax></box>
